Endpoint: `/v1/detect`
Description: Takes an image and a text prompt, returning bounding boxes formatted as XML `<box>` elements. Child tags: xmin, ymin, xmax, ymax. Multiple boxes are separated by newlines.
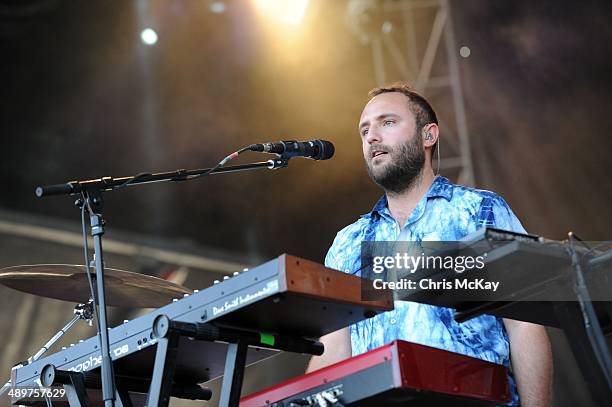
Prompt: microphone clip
<box><xmin>266</xmin><ymin>158</ymin><xmax>290</xmax><ymax>170</ymax></box>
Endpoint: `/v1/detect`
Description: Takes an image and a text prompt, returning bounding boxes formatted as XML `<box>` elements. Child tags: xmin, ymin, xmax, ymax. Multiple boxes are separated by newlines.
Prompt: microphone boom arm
<box><xmin>36</xmin><ymin>159</ymin><xmax>289</xmax><ymax>198</ymax></box>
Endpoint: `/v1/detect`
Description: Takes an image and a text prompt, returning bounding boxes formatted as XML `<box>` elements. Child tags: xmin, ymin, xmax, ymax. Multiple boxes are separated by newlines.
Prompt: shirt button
<box><xmin>390</xmin><ymin>318</ymin><xmax>397</xmax><ymax>324</ymax></box>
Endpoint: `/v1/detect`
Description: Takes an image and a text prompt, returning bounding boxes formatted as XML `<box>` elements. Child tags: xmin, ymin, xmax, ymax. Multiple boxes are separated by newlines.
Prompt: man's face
<box><xmin>358</xmin><ymin>92</ymin><xmax>425</xmax><ymax>193</ymax></box>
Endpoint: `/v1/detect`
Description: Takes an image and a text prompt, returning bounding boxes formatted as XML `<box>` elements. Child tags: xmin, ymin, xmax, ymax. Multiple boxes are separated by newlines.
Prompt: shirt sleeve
<box><xmin>325</xmin><ymin>228</ymin><xmax>348</xmax><ymax>271</ymax></box>
<box><xmin>491</xmin><ymin>196</ymin><xmax>527</xmax><ymax>234</ymax></box>
<box><xmin>478</xmin><ymin>194</ymin><xmax>527</xmax><ymax>234</ymax></box>
<box><xmin>324</xmin><ymin>223</ymin><xmax>362</xmax><ymax>273</ymax></box>
<box><xmin>324</xmin><ymin>236</ymin><xmax>340</xmax><ymax>270</ymax></box>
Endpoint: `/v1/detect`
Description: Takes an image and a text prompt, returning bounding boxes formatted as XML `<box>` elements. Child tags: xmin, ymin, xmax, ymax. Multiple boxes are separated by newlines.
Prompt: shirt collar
<box><xmin>361</xmin><ymin>175</ymin><xmax>454</xmax><ymax>219</ymax></box>
<box><xmin>428</xmin><ymin>175</ymin><xmax>454</xmax><ymax>201</ymax></box>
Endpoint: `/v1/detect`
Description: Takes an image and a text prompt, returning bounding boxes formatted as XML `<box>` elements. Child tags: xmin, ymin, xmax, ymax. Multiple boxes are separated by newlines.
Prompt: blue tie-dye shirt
<box><xmin>325</xmin><ymin>176</ymin><xmax>524</xmax><ymax>405</ymax></box>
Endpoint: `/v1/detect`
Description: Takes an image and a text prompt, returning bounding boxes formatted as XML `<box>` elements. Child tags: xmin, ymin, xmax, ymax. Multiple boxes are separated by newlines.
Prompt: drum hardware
<box><xmin>0</xmin><ymin>300</ymin><xmax>94</xmax><ymax>403</ymax></box>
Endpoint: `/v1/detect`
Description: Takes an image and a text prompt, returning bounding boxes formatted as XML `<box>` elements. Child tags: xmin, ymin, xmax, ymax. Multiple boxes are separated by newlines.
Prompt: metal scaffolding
<box><xmin>347</xmin><ymin>0</ymin><xmax>474</xmax><ymax>186</ymax></box>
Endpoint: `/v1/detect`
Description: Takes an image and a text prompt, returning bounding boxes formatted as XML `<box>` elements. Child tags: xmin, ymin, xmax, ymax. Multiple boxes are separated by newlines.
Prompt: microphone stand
<box><xmin>35</xmin><ymin>158</ymin><xmax>290</xmax><ymax>407</ymax></box>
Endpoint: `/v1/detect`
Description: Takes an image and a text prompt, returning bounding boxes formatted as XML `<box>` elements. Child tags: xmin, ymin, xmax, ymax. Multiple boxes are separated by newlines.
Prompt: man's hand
<box><xmin>306</xmin><ymin>327</ymin><xmax>351</xmax><ymax>373</ymax></box>
<box><xmin>504</xmin><ymin>319</ymin><xmax>553</xmax><ymax>407</ymax></box>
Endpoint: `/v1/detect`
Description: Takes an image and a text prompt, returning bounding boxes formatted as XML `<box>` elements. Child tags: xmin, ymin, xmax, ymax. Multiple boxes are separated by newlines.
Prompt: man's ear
<box><xmin>422</xmin><ymin>123</ymin><xmax>439</xmax><ymax>148</ymax></box>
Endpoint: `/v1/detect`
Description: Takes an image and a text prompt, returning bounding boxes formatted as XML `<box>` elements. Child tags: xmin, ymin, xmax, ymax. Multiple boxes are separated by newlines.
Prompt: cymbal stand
<box><xmin>0</xmin><ymin>301</ymin><xmax>94</xmax><ymax>400</ymax></box>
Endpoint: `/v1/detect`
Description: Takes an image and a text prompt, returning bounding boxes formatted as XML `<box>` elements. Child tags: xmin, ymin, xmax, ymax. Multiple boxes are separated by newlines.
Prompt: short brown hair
<box><xmin>368</xmin><ymin>83</ymin><xmax>438</xmax><ymax>156</ymax></box>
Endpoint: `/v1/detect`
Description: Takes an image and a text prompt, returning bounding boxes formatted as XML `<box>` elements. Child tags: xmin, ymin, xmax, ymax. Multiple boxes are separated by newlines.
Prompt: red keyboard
<box><xmin>241</xmin><ymin>340</ymin><xmax>511</xmax><ymax>406</ymax></box>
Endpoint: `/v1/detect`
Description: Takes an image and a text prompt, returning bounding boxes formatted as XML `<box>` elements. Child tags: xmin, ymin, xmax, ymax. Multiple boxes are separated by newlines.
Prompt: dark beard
<box><xmin>366</xmin><ymin>136</ymin><xmax>425</xmax><ymax>194</ymax></box>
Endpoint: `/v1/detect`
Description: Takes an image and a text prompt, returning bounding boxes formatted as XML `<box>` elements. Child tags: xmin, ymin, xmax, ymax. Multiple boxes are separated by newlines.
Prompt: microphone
<box><xmin>248</xmin><ymin>140</ymin><xmax>335</xmax><ymax>160</ymax></box>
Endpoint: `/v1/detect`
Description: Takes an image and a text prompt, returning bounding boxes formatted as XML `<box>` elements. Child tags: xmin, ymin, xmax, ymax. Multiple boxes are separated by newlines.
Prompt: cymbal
<box><xmin>0</xmin><ymin>264</ymin><xmax>192</xmax><ymax>308</ymax></box>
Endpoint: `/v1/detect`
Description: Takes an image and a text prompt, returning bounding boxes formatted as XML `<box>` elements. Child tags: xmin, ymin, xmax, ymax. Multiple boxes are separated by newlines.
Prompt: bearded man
<box><xmin>307</xmin><ymin>83</ymin><xmax>553</xmax><ymax>406</ymax></box>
